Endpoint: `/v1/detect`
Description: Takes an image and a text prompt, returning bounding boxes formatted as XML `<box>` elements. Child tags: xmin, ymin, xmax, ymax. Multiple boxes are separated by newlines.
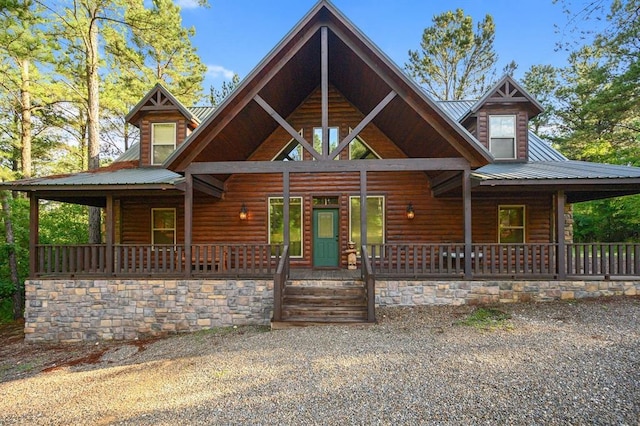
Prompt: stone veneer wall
<box><xmin>25</xmin><ymin>278</ymin><xmax>640</xmax><ymax>342</ymax></box>
<box><xmin>24</xmin><ymin>279</ymin><xmax>273</xmax><ymax>342</ymax></box>
<box><xmin>375</xmin><ymin>280</ymin><xmax>640</xmax><ymax>306</ymax></box>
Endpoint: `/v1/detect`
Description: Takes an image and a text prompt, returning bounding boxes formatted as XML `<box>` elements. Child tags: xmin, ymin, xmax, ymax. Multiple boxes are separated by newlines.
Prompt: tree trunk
<box><xmin>20</xmin><ymin>58</ymin><xmax>32</xmax><ymax>179</ymax></box>
<box><xmin>87</xmin><ymin>14</ymin><xmax>101</xmax><ymax>244</ymax></box>
<box><xmin>0</xmin><ymin>191</ymin><xmax>22</xmax><ymax>320</ymax></box>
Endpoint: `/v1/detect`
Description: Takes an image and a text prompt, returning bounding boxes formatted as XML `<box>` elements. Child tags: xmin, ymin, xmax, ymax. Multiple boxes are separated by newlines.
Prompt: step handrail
<box><xmin>273</xmin><ymin>245</ymin><xmax>290</xmax><ymax>322</ymax></box>
<box><xmin>361</xmin><ymin>245</ymin><xmax>376</xmax><ymax>323</ymax></box>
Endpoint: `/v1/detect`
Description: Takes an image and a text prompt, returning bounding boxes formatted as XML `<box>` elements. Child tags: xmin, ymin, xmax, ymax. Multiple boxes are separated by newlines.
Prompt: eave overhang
<box><xmin>164</xmin><ymin>0</ymin><xmax>493</xmax><ymax>173</ymax></box>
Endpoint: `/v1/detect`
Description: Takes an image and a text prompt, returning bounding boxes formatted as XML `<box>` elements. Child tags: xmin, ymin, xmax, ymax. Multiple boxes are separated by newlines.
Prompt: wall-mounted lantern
<box><xmin>239</xmin><ymin>203</ymin><xmax>248</xmax><ymax>220</ymax></box>
<box><xmin>406</xmin><ymin>202</ymin><xmax>415</xmax><ymax>220</ymax></box>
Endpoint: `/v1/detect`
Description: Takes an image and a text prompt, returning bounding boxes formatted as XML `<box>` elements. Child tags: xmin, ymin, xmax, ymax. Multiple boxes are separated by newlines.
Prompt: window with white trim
<box><xmin>151</xmin><ymin>123</ymin><xmax>176</xmax><ymax>165</ymax></box>
<box><xmin>498</xmin><ymin>205</ymin><xmax>525</xmax><ymax>243</ymax></box>
<box><xmin>268</xmin><ymin>197</ymin><xmax>303</xmax><ymax>257</ymax></box>
<box><xmin>349</xmin><ymin>196</ymin><xmax>385</xmax><ymax>254</ymax></box>
<box><xmin>151</xmin><ymin>208</ymin><xmax>176</xmax><ymax>245</ymax></box>
<box><xmin>489</xmin><ymin>115</ymin><xmax>516</xmax><ymax>159</ymax></box>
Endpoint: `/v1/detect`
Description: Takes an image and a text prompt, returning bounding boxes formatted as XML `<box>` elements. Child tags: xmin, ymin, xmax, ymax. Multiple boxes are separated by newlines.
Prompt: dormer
<box><xmin>125</xmin><ymin>84</ymin><xmax>200</xmax><ymax>166</ymax></box>
<box><xmin>462</xmin><ymin>76</ymin><xmax>543</xmax><ymax>162</ymax></box>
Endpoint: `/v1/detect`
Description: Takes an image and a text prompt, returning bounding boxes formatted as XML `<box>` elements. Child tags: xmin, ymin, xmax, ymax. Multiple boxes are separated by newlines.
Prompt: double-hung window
<box><xmin>268</xmin><ymin>197</ymin><xmax>303</xmax><ymax>257</ymax></box>
<box><xmin>349</xmin><ymin>196</ymin><xmax>385</xmax><ymax>254</ymax></box>
<box><xmin>489</xmin><ymin>115</ymin><xmax>516</xmax><ymax>159</ymax></box>
<box><xmin>152</xmin><ymin>123</ymin><xmax>176</xmax><ymax>165</ymax></box>
<box><xmin>151</xmin><ymin>208</ymin><xmax>176</xmax><ymax>245</ymax></box>
<box><xmin>498</xmin><ymin>205</ymin><xmax>525</xmax><ymax>243</ymax></box>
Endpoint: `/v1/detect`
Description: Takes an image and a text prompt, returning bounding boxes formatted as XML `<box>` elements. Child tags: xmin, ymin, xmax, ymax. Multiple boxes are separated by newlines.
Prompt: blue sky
<box><xmin>176</xmin><ymin>0</ymin><xmax>598</xmax><ymax>93</ymax></box>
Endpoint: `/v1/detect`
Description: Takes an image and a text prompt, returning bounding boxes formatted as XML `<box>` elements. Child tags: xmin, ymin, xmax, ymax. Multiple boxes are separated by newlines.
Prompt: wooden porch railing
<box><xmin>33</xmin><ymin>243</ymin><xmax>283</xmax><ymax>278</ymax></box>
<box><xmin>361</xmin><ymin>246</ymin><xmax>376</xmax><ymax>323</ymax></box>
<box><xmin>272</xmin><ymin>245</ymin><xmax>290</xmax><ymax>322</ymax></box>
<box><xmin>368</xmin><ymin>243</ymin><xmax>640</xmax><ymax>279</ymax></box>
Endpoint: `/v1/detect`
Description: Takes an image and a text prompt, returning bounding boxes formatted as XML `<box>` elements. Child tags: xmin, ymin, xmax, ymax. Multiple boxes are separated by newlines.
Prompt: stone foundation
<box><xmin>24</xmin><ymin>279</ymin><xmax>273</xmax><ymax>342</ymax></box>
<box><xmin>375</xmin><ymin>279</ymin><xmax>640</xmax><ymax>306</ymax></box>
<box><xmin>24</xmin><ymin>278</ymin><xmax>640</xmax><ymax>342</ymax></box>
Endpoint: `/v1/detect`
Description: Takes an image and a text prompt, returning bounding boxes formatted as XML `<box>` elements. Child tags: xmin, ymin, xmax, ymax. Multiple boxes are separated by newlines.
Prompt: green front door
<box><xmin>313</xmin><ymin>208</ymin><xmax>339</xmax><ymax>267</ymax></box>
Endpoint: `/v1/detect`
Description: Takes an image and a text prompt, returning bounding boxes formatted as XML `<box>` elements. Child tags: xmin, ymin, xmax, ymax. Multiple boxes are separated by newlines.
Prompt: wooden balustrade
<box><xmin>33</xmin><ymin>243</ymin><xmax>282</xmax><ymax>278</ymax></box>
<box><xmin>566</xmin><ymin>243</ymin><xmax>640</xmax><ymax>277</ymax></box>
<box><xmin>31</xmin><ymin>242</ymin><xmax>640</xmax><ymax>279</ymax></box>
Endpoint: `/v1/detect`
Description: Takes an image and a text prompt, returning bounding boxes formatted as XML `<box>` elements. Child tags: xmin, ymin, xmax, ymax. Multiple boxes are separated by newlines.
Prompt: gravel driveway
<box><xmin>1</xmin><ymin>297</ymin><xmax>639</xmax><ymax>425</ymax></box>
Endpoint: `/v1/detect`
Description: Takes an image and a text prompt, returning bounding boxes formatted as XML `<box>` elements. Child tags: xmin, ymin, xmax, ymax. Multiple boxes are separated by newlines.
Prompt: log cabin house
<box><xmin>4</xmin><ymin>1</ymin><xmax>640</xmax><ymax>341</ymax></box>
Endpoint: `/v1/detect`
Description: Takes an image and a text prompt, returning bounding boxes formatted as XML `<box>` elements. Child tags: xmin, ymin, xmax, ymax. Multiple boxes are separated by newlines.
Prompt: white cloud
<box><xmin>175</xmin><ymin>0</ymin><xmax>201</xmax><ymax>9</ymax></box>
<box><xmin>207</xmin><ymin>64</ymin><xmax>235</xmax><ymax>80</ymax></box>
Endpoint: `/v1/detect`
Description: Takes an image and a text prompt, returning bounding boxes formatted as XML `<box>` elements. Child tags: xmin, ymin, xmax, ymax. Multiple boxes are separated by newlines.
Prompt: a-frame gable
<box><xmin>165</xmin><ymin>0</ymin><xmax>493</xmax><ymax>172</ymax></box>
<box><xmin>125</xmin><ymin>83</ymin><xmax>199</xmax><ymax>127</ymax></box>
<box><xmin>468</xmin><ymin>75</ymin><xmax>544</xmax><ymax>119</ymax></box>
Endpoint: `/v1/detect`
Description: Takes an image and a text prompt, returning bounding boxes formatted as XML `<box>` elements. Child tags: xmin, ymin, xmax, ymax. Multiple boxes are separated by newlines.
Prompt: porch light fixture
<box><xmin>406</xmin><ymin>202</ymin><xmax>415</xmax><ymax>220</ymax></box>
<box><xmin>239</xmin><ymin>203</ymin><xmax>248</xmax><ymax>220</ymax></box>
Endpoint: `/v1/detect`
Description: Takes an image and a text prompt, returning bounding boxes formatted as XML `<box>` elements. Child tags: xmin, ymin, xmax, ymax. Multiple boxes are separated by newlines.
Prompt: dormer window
<box><xmin>489</xmin><ymin>115</ymin><xmax>516</xmax><ymax>159</ymax></box>
<box><xmin>152</xmin><ymin>123</ymin><xmax>176</xmax><ymax>165</ymax></box>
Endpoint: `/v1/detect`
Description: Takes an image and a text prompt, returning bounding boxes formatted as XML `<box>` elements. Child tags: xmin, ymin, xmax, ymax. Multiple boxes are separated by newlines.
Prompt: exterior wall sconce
<box><xmin>406</xmin><ymin>202</ymin><xmax>415</xmax><ymax>220</ymax></box>
<box><xmin>239</xmin><ymin>203</ymin><xmax>248</xmax><ymax>220</ymax></box>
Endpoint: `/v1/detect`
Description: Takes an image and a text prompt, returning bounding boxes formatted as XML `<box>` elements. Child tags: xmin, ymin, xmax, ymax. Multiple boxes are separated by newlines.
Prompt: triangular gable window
<box><xmin>349</xmin><ymin>131</ymin><xmax>380</xmax><ymax>160</ymax></box>
<box><xmin>273</xmin><ymin>130</ymin><xmax>303</xmax><ymax>161</ymax></box>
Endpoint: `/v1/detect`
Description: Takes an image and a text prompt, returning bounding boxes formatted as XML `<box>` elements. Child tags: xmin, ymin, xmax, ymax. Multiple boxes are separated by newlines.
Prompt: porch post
<box><xmin>185</xmin><ymin>172</ymin><xmax>193</xmax><ymax>278</ymax></box>
<box><xmin>360</xmin><ymin>170</ymin><xmax>367</xmax><ymax>251</ymax></box>
<box><xmin>463</xmin><ymin>168</ymin><xmax>472</xmax><ymax>279</ymax></box>
<box><xmin>105</xmin><ymin>194</ymin><xmax>114</xmax><ymax>276</ymax></box>
<box><xmin>556</xmin><ymin>190</ymin><xmax>566</xmax><ymax>279</ymax></box>
<box><xmin>29</xmin><ymin>193</ymin><xmax>39</xmax><ymax>278</ymax></box>
<box><xmin>283</xmin><ymin>171</ymin><xmax>290</xmax><ymax>248</ymax></box>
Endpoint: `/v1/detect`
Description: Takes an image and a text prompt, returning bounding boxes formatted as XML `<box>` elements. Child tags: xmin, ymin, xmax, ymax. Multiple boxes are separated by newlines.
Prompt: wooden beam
<box><xmin>184</xmin><ymin>172</ymin><xmax>193</xmax><ymax>278</ymax></box>
<box><xmin>188</xmin><ymin>158</ymin><xmax>470</xmax><ymax>175</ymax></box>
<box><xmin>283</xmin><ymin>171</ymin><xmax>290</xmax><ymax>248</ymax></box>
<box><xmin>557</xmin><ymin>190</ymin><xmax>566</xmax><ymax>279</ymax></box>
<box><xmin>194</xmin><ymin>174</ymin><xmax>225</xmax><ymax>190</ymax></box>
<box><xmin>329</xmin><ymin>90</ymin><xmax>397</xmax><ymax>160</ymax></box>
<box><xmin>463</xmin><ymin>169</ymin><xmax>472</xmax><ymax>279</ymax></box>
<box><xmin>254</xmin><ymin>94</ymin><xmax>321</xmax><ymax>161</ymax></box>
<box><xmin>192</xmin><ymin>179</ymin><xmax>224</xmax><ymax>198</ymax></box>
<box><xmin>29</xmin><ymin>193</ymin><xmax>39</xmax><ymax>278</ymax></box>
<box><xmin>105</xmin><ymin>195</ymin><xmax>114</xmax><ymax>276</ymax></box>
<box><xmin>321</xmin><ymin>26</ymin><xmax>329</xmax><ymax>159</ymax></box>
<box><xmin>430</xmin><ymin>170</ymin><xmax>461</xmax><ymax>188</ymax></box>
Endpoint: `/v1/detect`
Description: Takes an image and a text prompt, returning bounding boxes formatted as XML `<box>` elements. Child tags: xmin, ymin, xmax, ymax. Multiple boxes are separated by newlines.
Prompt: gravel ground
<box><xmin>1</xmin><ymin>297</ymin><xmax>639</xmax><ymax>425</ymax></box>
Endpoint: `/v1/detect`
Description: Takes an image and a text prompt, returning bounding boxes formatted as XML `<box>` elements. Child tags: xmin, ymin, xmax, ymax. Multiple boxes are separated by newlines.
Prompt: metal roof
<box><xmin>473</xmin><ymin>160</ymin><xmax>640</xmax><ymax>182</ymax></box>
<box><xmin>114</xmin><ymin>142</ymin><xmax>140</xmax><ymax>162</ymax></box>
<box><xmin>189</xmin><ymin>106</ymin><xmax>216</xmax><ymax>122</ymax></box>
<box><xmin>4</xmin><ymin>168</ymin><xmax>184</xmax><ymax>188</ymax></box>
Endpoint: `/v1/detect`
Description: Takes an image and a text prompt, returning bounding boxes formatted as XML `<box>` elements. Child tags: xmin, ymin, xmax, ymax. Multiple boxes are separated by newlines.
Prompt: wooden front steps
<box><xmin>272</xmin><ymin>279</ymin><xmax>369</xmax><ymax>329</ymax></box>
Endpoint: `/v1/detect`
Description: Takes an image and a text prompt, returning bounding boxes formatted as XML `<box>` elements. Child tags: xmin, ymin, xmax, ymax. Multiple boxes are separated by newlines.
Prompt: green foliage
<box><xmin>456</xmin><ymin>307</ymin><xmax>512</xmax><ymax>330</ymax></box>
<box><xmin>405</xmin><ymin>9</ymin><xmax>504</xmax><ymax>100</ymax></box>
<box><xmin>0</xmin><ymin>298</ymin><xmax>13</xmax><ymax>324</ymax></box>
<box><xmin>574</xmin><ymin>195</ymin><xmax>640</xmax><ymax>242</ymax></box>
<box><xmin>210</xmin><ymin>74</ymin><xmax>241</xmax><ymax>108</ymax></box>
